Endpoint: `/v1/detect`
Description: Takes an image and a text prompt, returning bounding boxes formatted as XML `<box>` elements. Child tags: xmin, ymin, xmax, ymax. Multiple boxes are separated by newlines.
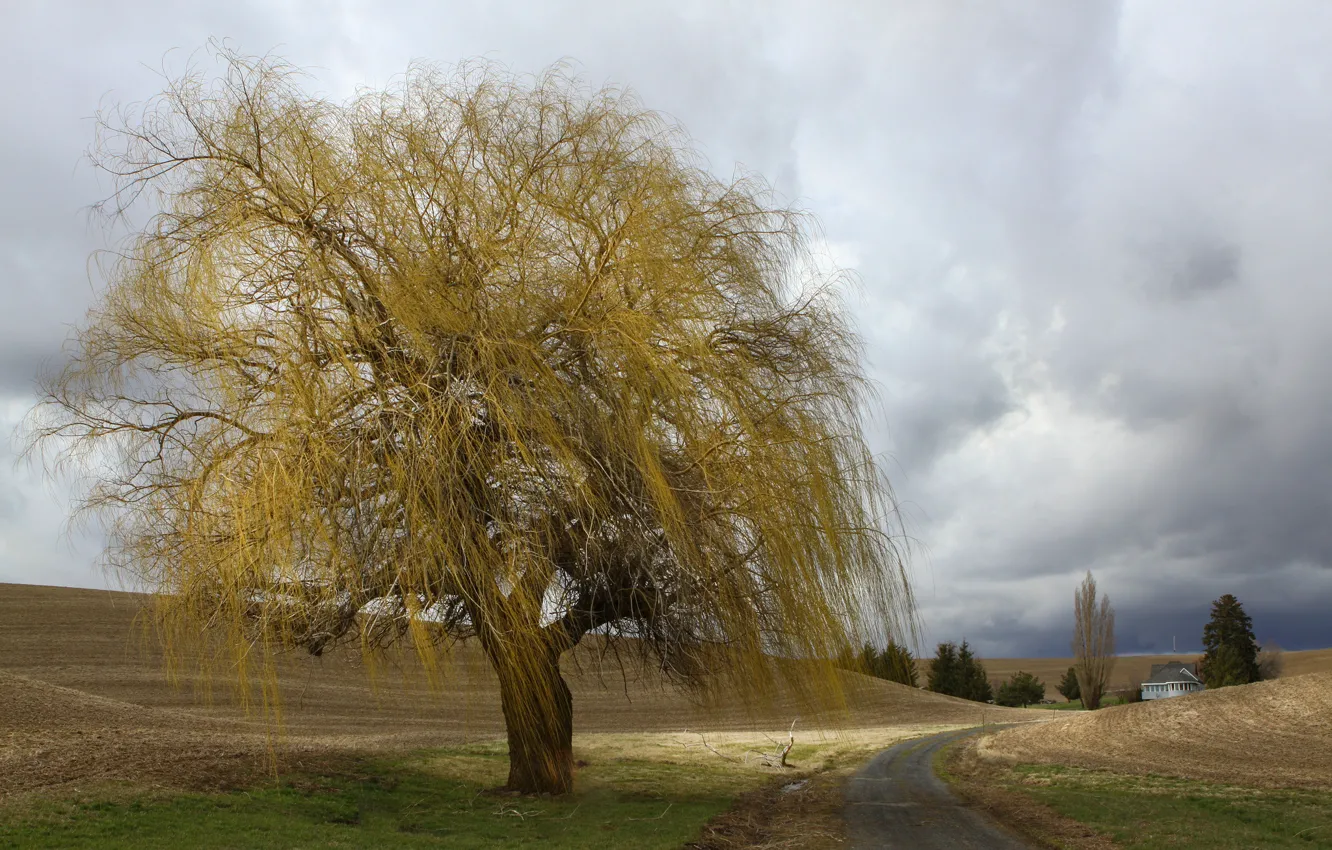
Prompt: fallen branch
<box><xmin>676</xmin><ymin>730</ymin><xmax>739</xmax><ymax>762</ymax></box>
<box><xmin>493</xmin><ymin>804</ymin><xmax>542</xmax><ymax>819</ymax></box>
<box><xmin>779</xmin><ymin>718</ymin><xmax>797</xmax><ymax>768</ymax></box>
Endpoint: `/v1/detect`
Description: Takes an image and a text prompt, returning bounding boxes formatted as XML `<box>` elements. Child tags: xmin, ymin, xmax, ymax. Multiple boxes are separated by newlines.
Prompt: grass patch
<box><xmin>0</xmin><ymin>728</ymin><xmax>941</xmax><ymax>849</ymax></box>
<box><xmin>0</xmin><ymin>743</ymin><xmax>753</xmax><ymax>849</ymax></box>
<box><xmin>992</xmin><ymin>763</ymin><xmax>1332</xmax><ymax>849</ymax></box>
<box><xmin>1026</xmin><ymin>700</ymin><xmax>1085</xmax><ymax>710</ymax></box>
<box><xmin>1025</xmin><ymin>696</ymin><xmax>1135</xmax><ymax>711</ymax></box>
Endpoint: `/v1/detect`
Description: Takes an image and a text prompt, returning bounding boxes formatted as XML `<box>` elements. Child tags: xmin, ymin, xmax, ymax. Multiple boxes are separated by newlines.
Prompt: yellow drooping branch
<box><xmin>26</xmin><ymin>46</ymin><xmax>915</xmax><ymax>788</ymax></box>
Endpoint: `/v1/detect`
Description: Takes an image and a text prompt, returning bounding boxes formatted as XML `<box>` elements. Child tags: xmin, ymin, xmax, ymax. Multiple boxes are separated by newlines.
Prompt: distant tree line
<box><xmin>838</xmin><ymin>640</ymin><xmax>919</xmax><ymax>688</ymax></box>
<box><xmin>896</xmin><ymin>589</ymin><xmax>1281</xmax><ymax>712</ymax></box>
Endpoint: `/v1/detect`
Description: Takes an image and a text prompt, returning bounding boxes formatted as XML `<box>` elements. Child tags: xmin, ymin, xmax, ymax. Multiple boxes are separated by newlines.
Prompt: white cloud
<box><xmin>3</xmin><ymin>1</ymin><xmax>1331</xmax><ymax>654</ymax></box>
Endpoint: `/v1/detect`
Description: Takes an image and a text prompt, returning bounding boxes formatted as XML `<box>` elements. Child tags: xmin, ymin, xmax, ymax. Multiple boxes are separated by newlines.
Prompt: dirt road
<box><xmin>844</xmin><ymin>727</ymin><xmax>1030</xmax><ymax>849</ymax></box>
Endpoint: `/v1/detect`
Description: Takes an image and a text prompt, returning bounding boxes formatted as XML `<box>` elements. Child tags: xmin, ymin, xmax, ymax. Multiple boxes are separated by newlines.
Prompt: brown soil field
<box><xmin>951</xmin><ymin>649</ymin><xmax>1332</xmax><ymax>696</ymax></box>
<box><xmin>977</xmin><ymin>672</ymin><xmax>1332</xmax><ymax>788</ymax></box>
<box><xmin>0</xmin><ymin>582</ymin><xmax>1032</xmax><ymax>798</ymax></box>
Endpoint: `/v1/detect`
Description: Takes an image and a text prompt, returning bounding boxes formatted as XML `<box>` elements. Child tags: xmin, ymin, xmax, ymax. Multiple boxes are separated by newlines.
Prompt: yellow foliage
<box><xmin>28</xmin><ymin>45</ymin><xmax>914</xmax><ymax>791</ymax></box>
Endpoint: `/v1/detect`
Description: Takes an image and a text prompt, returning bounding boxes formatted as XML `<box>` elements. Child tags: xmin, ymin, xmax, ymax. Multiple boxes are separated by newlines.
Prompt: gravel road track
<box><xmin>845</xmin><ymin>727</ymin><xmax>1030</xmax><ymax>849</ymax></box>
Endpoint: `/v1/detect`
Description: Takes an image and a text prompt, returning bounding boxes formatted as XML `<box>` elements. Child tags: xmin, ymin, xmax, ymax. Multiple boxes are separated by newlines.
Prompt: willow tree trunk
<box><xmin>492</xmin><ymin>646</ymin><xmax>575</xmax><ymax>794</ymax></box>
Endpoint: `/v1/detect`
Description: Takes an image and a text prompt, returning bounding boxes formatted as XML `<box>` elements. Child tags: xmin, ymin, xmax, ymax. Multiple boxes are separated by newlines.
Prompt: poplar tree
<box><xmin>1072</xmin><ymin>571</ymin><xmax>1115</xmax><ymax>710</ymax></box>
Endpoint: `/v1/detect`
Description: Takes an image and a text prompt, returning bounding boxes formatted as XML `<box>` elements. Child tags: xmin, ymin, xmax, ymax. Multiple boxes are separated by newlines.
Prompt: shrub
<box><xmin>995</xmin><ymin>671</ymin><xmax>1045</xmax><ymax>707</ymax></box>
<box><xmin>1111</xmin><ymin>678</ymin><xmax>1144</xmax><ymax>704</ymax></box>
<box><xmin>1256</xmin><ymin>640</ymin><xmax>1284</xmax><ymax>681</ymax></box>
<box><xmin>1056</xmin><ymin>666</ymin><xmax>1081</xmax><ymax>702</ymax></box>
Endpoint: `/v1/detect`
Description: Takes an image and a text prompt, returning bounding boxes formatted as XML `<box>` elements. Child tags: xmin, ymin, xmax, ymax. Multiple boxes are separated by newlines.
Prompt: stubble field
<box><xmin>0</xmin><ymin>582</ymin><xmax>1031</xmax><ymax>801</ymax></box>
<box><xmin>976</xmin><ymin>670</ymin><xmax>1332</xmax><ymax>789</ymax></box>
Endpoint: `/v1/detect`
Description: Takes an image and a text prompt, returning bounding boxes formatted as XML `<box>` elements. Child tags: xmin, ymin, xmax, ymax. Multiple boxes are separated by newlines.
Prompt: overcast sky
<box><xmin>3</xmin><ymin>1</ymin><xmax>1331</xmax><ymax>657</ymax></box>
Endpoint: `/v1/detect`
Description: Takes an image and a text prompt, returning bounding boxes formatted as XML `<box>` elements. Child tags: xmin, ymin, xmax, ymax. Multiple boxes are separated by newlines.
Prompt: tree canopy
<box><xmin>27</xmin><ymin>48</ymin><xmax>913</xmax><ymax>794</ymax></box>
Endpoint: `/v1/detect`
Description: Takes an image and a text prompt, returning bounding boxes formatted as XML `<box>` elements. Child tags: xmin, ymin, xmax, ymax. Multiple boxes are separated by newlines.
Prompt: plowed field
<box><xmin>0</xmin><ymin>582</ymin><xmax>1031</xmax><ymax>798</ymax></box>
<box><xmin>978</xmin><ymin>672</ymin><xmax>1332</xmax><ymax>788</ymax></box>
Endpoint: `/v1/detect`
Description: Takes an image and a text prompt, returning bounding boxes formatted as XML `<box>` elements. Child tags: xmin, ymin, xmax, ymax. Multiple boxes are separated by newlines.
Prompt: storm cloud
<box><xmin>3</xmin><ymin>1</ymin><xmax>1330</xmax><ymax>656</ymax></box>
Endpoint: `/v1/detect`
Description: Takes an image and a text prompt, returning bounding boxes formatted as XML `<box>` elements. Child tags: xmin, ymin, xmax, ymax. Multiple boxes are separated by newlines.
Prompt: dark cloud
<box><xmin>3</xmin><ymin>1</ymin><xmax>1331</xmax><ymax>657</ymax></box>
<box><xmin>1001</xmin><ymin>570</ymin><xmax>1332</xmax><ymax>658</ymax></box>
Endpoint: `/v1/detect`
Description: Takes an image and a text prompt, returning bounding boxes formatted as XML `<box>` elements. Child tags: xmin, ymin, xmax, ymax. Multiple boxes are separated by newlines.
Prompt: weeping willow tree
<box><xmin>29</xmin><ymin>47</ymin><xmax>913</xmax><ymax>794</ymax></box>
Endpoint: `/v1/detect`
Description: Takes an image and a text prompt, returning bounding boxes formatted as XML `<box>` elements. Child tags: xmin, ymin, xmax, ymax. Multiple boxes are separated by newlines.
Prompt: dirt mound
<box><xmin>979</xmin><ymin>672</ymin><xmax>1332</xmax><ymax>788</ymax></box>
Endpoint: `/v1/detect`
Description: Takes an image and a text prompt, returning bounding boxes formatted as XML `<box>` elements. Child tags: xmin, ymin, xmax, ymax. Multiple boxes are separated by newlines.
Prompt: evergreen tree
<box><xmin>956</xmin><ymin>641</ymin><xmax>993</xmax><ymax>702</ymax></box>
<box><xmin>844</xmin><ymin>640</ymin><xmax>919</xmax><ymax>688</ymax></box>
<box><xmin>882</xmin><ymin>641</ymin><xmax>920</xmax><ymax>688</ymax></box>
<box><xmin>1056</xmin><ymin>666</ymin><xmax>1081</xmax><ymax>702</ymax></box>
<box><xmin>928</xmin><ymin>642</ymin><xmax>961</xmax><ymax>696</ymax></box>
<box><xmin>835</xmin><ymin>646</ymin><xmax>859</xmax><ymax>673</ymax></box>
<box><xmin>928</xmin><ymin>640</ymin><xmax>991</xmax><ymax>702</ymax></box>
<box><xmin>1201</xmin><ymin>594</ymin><xmax>1259</xmax><ymax>686</ymax></box>
<box><xmin>859</xmin><ymin>641</ymin><xmax>881</xmax><ymax>677</ymax></box>
<box><xmin>995</xmin><ymin>671</ymin><xmax>1045</xmax><ymax>707</ymax></box>
<box><xmin>1204</xmin><ymin>643</ymin><xmax>1249</xmax><ymax>688</ymax></box>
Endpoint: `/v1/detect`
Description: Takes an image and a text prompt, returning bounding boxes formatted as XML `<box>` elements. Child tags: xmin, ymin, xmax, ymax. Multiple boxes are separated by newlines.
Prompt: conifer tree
<box><xmin>995</xmin><ymin>671</ymin><xmax>1044</xmax><ymax>707</ymax></box>
<box><xmin>1056</xmin><ymin>666</ymin><xmax>1081</xmax><ymax>702</ymax></box>
<box><xmin>881</xmin><ymin>640</ymin><xmax>919</xmax><ymax>688</ymax></box>
<box><xmin>956</xmin><ymin>640</ymin><xmax>993</xmax><ymax>702</ymax></box>
<box><xmin>928</xmin><ymin>642</ymin><xmax>961</xmax><ymax>696</ymax></box>
<box><xmin>1201</xmin><ymin>594</ymin><xmax>1259</xmax><ymax>686</ymax></box>
<box><xmin>928</xmin><ymin>640</ymin><xmax>991</xmax><ymax>702</ymax></box>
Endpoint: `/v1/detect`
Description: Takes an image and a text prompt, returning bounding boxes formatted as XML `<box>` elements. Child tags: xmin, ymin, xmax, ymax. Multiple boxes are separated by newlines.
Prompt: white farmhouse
<box><xmin>1140</xmin><ymin>661</ymin><xmax>1205</xmax><ymax>700</ymax></box>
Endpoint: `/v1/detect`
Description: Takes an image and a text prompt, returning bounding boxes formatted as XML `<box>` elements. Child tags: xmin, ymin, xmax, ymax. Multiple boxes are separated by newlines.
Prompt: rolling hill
<box><xmin>948</xmin><ymin>650</ymin><xmax>1332</xmax><ymax>696</ymax></box>
<box><xmin>978</xmin><ymin>671</ymin><xmax>1332</xmax><ymax>788</ymax></box>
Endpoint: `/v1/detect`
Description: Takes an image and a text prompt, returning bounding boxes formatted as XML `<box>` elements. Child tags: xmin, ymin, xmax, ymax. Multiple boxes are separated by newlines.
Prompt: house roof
<box><xmin>1143</xmin><ymin>661</ymin><xmax>1203</xmax><ymax>686</ymax></box>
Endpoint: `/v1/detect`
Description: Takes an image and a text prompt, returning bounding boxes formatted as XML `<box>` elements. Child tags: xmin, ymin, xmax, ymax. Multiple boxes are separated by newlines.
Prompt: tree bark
<box><xmin>493</xmin><ymin>647</ymin><xmax>575</xmax><ymax>794</ymax></box>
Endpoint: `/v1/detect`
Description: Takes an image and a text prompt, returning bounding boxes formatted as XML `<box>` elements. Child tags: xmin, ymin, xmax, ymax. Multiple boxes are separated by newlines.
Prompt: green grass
<box><xmin>1002</xmin><ymin>765</ymin><xmax>1332</xmax><ymax>849</ymax></box>
<box><xmin>1026</xmin><ymin>696</ymin><xmax>1138</xmax><ymax>710</ymax></box>
<box><xmin>1026</xmin><ymin>699</ymin><xmax>1085</xmax><ymax>710</ymax></box>
<box><xmin>0</xmin><ymin>742</ymin><xmax>762</xmax><ymax>849</ymax></box>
